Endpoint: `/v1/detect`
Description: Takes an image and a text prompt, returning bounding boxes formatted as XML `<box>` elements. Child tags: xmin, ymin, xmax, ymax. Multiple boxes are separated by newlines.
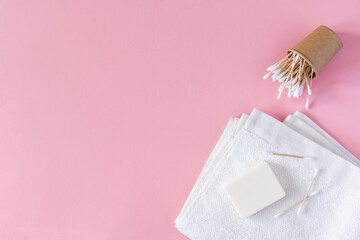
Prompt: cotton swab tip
<box><xmin>309</xmin><ymin>190</ymin><xmax>320</xmax><ymax>197</ymax></box>
<box><xmin>274</xmin><ymin>212</ymin><xmax>283</xmax><ymax>218</ymax></box>
<box><xmin>294</xmin><ymin>88</ymin><xmax>300</xmax><ymax>98</ymax></box>
<box><xmin>307</xmin><ymin>86</ymin><xmax>312</xmax><ymax>95</ymax></box>
<box><xmin>263</xmin><ymin>72</ymin><xmax>271</xmax><ymax>80</ymax></box>
<box><xmin>267</xmin><ymin>65</ymin><xmax>277</xmax><ymax>71</ymax></box>
<box><xmin>279</xmin><ymin>76</ymin><xmax>287</xmax><ymax>82</ymax></box>
<box><xmin>297</xmin><ymin>205</ymin><xmax>303</xmax><ymax>215</ymax></box>
<box><xmin>313</xmin><ymin>168</ymin><xmax>320</xmax><ymax>178</ymax></box>
<box><xmin>288</xmin><ymin>89</ymin><xmax>292</xmax><ymax>98</ymax></box>
<box><xmin>305</xmin><ymin>97</ymin><xmax>310</xmax><ymax>109</ymax></box>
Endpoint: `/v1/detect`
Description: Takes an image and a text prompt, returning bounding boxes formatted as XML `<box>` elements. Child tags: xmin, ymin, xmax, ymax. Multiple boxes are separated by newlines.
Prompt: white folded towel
<box><xmin>284</xmin><ymin>111</ymin><xmax>360</xmax><ymax>167</ymax></box>
<box><xmin>176</xmin><ymin>109</ymin><xmax>360</xmax><ymax>240</ymax></box>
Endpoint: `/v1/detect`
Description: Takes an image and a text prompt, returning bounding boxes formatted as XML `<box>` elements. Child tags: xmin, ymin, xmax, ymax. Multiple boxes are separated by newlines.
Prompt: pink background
<box><xmin>0</xmin><ymin>0</ymin><xmax>359</xmax><ymax>239</ymax></box>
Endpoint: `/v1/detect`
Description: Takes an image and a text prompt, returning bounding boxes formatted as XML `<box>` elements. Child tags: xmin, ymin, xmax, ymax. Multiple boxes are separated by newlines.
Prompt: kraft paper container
<box><xmin>287</xmin><ymin>25</ymin><xmax>343</xmax><ymax>79</ymax></box>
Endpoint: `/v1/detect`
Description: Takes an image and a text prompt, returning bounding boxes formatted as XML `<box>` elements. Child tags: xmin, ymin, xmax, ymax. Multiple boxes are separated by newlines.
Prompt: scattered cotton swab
<box><xmin>274</xmin><ymin>190</ymin><xmax>320</xmax><ymax>218</ymax></box>
<box><xmin>297</xmin><ymin>168</ymin><xmax>320</xmax><ymax>215</ymax></box>
<box><xmin>271</xmin><ymin>152</ymin><xmax>314</xmax><ymax>161</ymax></box>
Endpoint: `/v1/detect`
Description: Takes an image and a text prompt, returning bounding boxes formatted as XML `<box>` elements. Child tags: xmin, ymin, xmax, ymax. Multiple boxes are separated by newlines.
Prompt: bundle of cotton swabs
<box><xmin>263</xmin><ymin>52</ymin><xmax>314</xmax><ymax>109</ymax></box>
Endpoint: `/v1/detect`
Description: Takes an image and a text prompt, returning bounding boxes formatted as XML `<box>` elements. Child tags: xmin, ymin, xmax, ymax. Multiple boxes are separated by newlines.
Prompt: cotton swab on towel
<box><xmin>271</xmin><ymin>152</ymin><xmax>314</xmax><ymax>161</ymax></box>
<box><xmin>297</xmin><ymin>168</ymin><xmax>320</xmax><ymax>215</ymax></box>
<box><xmin>274</xmin><ymin>190</ymin><xmax>320</xmax><ymax>218</ymax></box>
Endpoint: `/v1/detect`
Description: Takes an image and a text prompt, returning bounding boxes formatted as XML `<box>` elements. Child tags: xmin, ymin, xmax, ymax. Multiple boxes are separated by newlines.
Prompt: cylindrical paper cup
<box><xmin>287</xmin><ymin>25</ymin><xmax>343</xmax><ymax>79</ymax></box>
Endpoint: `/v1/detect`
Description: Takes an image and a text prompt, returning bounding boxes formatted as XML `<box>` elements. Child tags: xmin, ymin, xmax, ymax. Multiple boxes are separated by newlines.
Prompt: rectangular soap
<box><xmin>225</xmin><ymin>161</ymin><xmax>286</xmax><ymax>218</ymax></box>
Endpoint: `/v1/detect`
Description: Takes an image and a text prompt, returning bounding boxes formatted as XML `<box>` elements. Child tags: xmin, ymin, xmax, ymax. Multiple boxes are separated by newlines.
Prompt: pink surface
<box><xmin>0</xmin><ymin>0</ymin><xmax>359</xmax><ymax>239</ymax></box>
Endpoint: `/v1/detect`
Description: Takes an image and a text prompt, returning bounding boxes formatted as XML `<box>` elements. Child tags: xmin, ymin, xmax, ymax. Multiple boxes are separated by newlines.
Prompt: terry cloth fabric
<box><xmin>176</xmin><ymin>114</ymin><xmax>249</xmax><ymax>225</ymax></box>
<box><xmin>284</xmin><ymin>111</ymin><xmax>360</xmax><ymax>167</ymax></box>
<box><xmin>175</xmin><ymin>109</ymin><xmax>360</xmax><ymax>240</ymax></box>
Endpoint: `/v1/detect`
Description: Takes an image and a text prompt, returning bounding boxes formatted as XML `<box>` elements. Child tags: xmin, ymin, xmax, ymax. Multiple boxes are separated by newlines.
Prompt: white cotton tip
<box><xmin>267</xmin><ymin>65</ymin><xmax>278</xmax><ymax>72</ymax></box>
<box><xmin>273</xmin><ymin>69</ymin><xmax>281</xmax><ymax>75</ymax></box>
<box><xmin>313</xmin><ymin>168</ymin><xmax>320</xmax><ymax>178</ymax></box>
<box><xmin>295</xmin><ymin>54</ymin><xmax>299</xmax><ymax>62</ymax></box>
<box><xmin>307</xmin><ymin>84</ymin><xmax>312</xmax><ymax>95</ymax></box>
<box><xmin>309</xmin><ymin>190</ymin><xmax>320</xmax><ymax>197</ymax></box>
<box><xmin>288</xmin><ymin>89</ymin><xmax>292</xmax><ymax>98</ymax></box>
<box><xmin>294</xmin><ymin>88</ymin><xmax>300</xmax><ymax>98</ymax></box>
<box><xmin>304</xmin><ymin>156</ymin><xmax>315</xmax><ymax>161</ymax></box>
<box><xmin>299</xmin><ymin>85</ymin><xmax>304</xmax><ymax>97</ymax></box>
<box><xmin>279</xmin><ymin>76</ymin><xmax>287</xmax><ymax>82</ymax></box>
<box><xmin>278</xmin><ymin>84</ymin><xmax>284</xmax><ymax>92</ymax></box>
<box><xmin>278</xmin><ymin>84</ymin><xmax>285</xmax><ymax>99</ymax></box>
<box><xmin>272</xmin><ymin>70</ymin><xmax>281</xmax><ymax>80</ymax></box>
<box><xmin>297</xmin><ymin>205</ymin><xmax>303</xmax><ymax>215</ymax></box>
<box><xmin>274</xmin><ymin>212</ymin><xmax>284</xmax><ymax>218</ymax></box>
<box><xmin>263</xmin><ymin>72</ymin><xmax>271</xmax><ymax>80</ymax></box>
<box><xmin>305</xmin><ymin>97</ymin><xmax>310</xmax><ymax>109</ymax></box>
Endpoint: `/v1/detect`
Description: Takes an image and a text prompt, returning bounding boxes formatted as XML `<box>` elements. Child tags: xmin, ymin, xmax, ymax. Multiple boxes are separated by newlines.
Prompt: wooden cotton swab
<box><xmin>297</xmin><ymin>168</ymin><xmax>320</xmax><ymax>215</ymax></box>
<box><xmin>270</xmin><ymin>152</ymin><xmax>314</xmax><ymax>161</ymax></box>
<box><xmin>272</xmin><ymin>153</ymin><xmax>304</xmax><ymax>158</ymax></box>
<box><xmin>274</xmin><ymin>190</ymin><xmax>320</xmax><ymax>218</ymax></box>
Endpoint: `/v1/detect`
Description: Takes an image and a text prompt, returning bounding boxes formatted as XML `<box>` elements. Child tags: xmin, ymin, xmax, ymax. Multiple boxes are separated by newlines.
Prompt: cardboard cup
<box><xmin>287</xmin><ymin>25</ymin><xmax>343</xmax><ymax>79</ymax></box>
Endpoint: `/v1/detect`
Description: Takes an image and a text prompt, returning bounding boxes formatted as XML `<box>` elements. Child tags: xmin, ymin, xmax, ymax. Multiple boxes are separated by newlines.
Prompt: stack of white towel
<box><xmin>175</xmin><ymin>109</ymin><xmax>360</xmax><ymax>240</ymax></box>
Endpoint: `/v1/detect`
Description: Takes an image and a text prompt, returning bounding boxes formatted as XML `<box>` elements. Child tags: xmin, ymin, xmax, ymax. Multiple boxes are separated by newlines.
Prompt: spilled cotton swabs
<box><xmin>263</xmin><ymin>26</ymin><xmax>343</xmax><ymax>109</ymax></box>
<box><xmin>297</xmin><ymin>168</ymin><xmax>320</xmax><ymax>215</ymax></box>
<box><xmin>270</xmin><ymin>153</ymin><xmax>320</xmax><ymax>217</ymax></box>
<box><xmin>263</xmin><ymin>52</ymin><xmax>314</xmax><ymax>108</ymax></box>
<box><xmin>274</xmin><ymin>168</ymin><xmax>321</xmax><ymax>218</ymax></box>
<box><xmin>274</xmin><ymin>190</ymin><xmax>320</xmax><ymax>218</ymax></box>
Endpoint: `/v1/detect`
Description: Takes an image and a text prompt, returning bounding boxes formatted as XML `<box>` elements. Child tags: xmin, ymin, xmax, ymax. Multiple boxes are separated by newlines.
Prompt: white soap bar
<box><xmin>225</xmin><ymin>161</ymin><xmax>286</xmax><ymax>218</ymax></box>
